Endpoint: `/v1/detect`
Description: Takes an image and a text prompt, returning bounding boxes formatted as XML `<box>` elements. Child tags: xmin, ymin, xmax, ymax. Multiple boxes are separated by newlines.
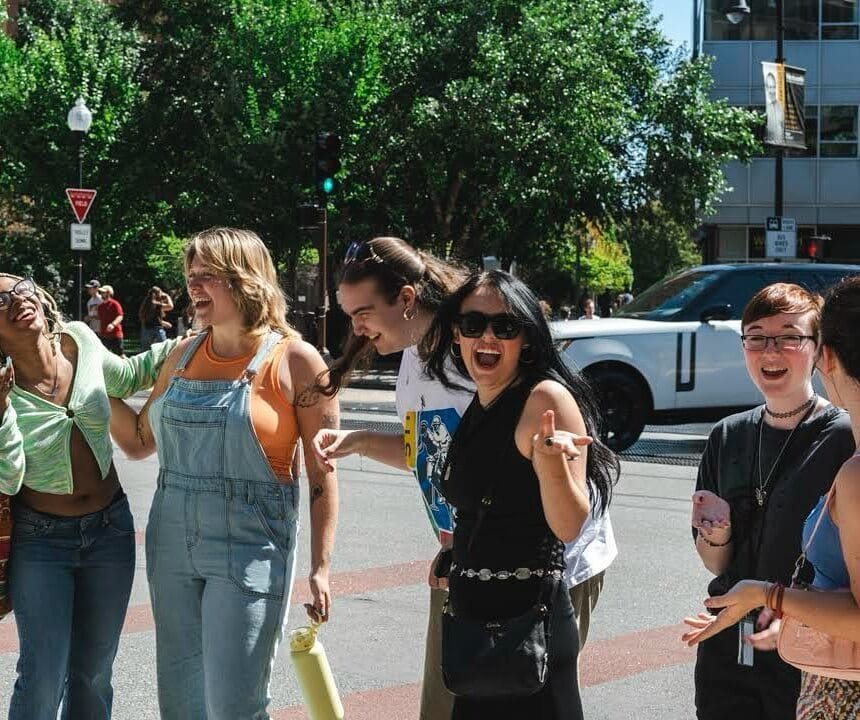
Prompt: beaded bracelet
<box><xmin>697</xmin><ymin>530</ymin><xmax>732</xmax><ymax>547</ymax></box>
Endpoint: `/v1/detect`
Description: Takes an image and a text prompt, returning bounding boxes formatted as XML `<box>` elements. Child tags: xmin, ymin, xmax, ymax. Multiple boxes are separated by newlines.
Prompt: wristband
<box><xmin>697</xmin><ymin>529</ymin><xmax>732</xmax><ymax>547</ymax></box>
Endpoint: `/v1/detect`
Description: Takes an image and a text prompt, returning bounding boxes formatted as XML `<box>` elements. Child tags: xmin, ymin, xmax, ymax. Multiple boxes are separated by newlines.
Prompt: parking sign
<box><xmin>765</xmin><ymin>217</ymin><xmax>796</xmax><ymax>258</ymax></box>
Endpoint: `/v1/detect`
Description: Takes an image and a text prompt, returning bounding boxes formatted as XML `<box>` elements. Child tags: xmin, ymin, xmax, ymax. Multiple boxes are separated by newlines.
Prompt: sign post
<box><xmin>66</xmin><ymin>188</ymin><xmax>96</xmax><ymax>320</ymax></box>
<box><xmin>765</xmin><ymin>216</ymin><xmax>797</xmax><ymax>259</ymax></box>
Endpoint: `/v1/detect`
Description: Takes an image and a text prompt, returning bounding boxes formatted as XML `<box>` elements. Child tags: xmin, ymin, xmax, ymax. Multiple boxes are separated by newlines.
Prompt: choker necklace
<box><xmin>756</xmin><ymin>394</ymin><xmax>817</xmax><ymax>507</ymax></box>
<box><xmin>21</xmin><ymin>338</ymin><xmax>59</xmax><ymax>399</ymax></box>
<box><xmin>765</xmin><ymin>394</ymin><xmax>816</xmax><ymax>419</ymax></box>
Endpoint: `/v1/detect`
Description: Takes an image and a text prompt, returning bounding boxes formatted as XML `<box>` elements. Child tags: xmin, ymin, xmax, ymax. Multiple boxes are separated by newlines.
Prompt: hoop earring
<box><xmin>520</xmin><ymin>345</ymin><xmax>535</xmax><ymax>365</ymax></box>
<box><xmin>450</xmin><ymin>343</ymin><xmax>462</xmax><ymax>359</ymax></box>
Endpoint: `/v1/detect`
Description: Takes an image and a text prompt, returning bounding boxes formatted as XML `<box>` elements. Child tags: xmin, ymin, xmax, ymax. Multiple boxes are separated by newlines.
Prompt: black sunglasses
<box><xmin>455</xmin><ymin>312</ymin><xmax>522</xmax><ymax>340</ymax></box>
<box><xmin>343</xmin><ymin>241</ymin><xmax>383</xmax><ymax>265</ymax></box>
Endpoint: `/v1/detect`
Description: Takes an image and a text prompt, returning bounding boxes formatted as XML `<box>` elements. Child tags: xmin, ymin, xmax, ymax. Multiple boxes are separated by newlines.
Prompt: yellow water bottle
<box><xmin>289</xmin><ymin>621</ymin><xmax>344</xmax><ymax>720</ymax></box>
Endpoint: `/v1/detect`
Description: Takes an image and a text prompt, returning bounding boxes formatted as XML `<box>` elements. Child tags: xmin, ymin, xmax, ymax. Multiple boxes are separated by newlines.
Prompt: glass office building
<box><xmin>694</xmin><ymin>0</ymin><xmax>860</xmax><ymax>263</ymax></box>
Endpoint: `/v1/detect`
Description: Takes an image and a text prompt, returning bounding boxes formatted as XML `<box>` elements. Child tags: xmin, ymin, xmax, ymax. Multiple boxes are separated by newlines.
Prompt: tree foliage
<box><xmin>0</xmin><ymin>0</ymin><xmax>758</xmax><ymax>317</ymax></box>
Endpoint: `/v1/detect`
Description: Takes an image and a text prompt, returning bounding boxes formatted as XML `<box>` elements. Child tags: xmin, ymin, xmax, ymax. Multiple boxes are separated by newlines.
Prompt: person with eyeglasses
<box><xmin>417</xmin><ymin>269</ymin><xmax>618</xmax><ymax>718</ymax></box>
<box><xmin>0</xmin><ymin>273</ymin><xmax>178</xmax><ymax>719</ymax></box>
<box><xmin>684</xmin><ymin>283</ymin><xmax>854</xmax><ymax>720</ymax></box>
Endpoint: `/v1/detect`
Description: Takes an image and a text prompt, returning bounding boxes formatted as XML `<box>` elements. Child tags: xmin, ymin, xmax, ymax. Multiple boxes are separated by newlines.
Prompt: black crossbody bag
<box><xmin>440</xmin><ymin>450</ymin><xmax>558</xmax><ymax>699</ymax></box>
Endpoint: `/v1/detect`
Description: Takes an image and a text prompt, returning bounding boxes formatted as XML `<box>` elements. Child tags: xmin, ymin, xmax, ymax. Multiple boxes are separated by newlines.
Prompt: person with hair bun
<box><xmin>0</xmin><ymin>273</ymin><xmax>177</xmax><ymax>719</ymax></box>
<box><xmin>311</xmin><ymin>236</ymin><xmax>471</xmax><ymax>719</ymax></box>
<box><xmin>108</xmin><ymin>228</ymin><xmax>339</xmax><ymax>720</ymax></box>
<box><xmin>682</xmin><ymin>282</ymin><xmax>855</xmax><ymax>720</ymax></box>
<box><xmin>684</xmin><ymin>276</ymin><xmax>860</xmax><ymax>719</ymax></box>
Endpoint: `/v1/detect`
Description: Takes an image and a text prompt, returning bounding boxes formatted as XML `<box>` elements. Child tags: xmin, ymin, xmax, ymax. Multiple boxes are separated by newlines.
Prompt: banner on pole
<box><xmin>762</xmin><ymin>62</ymin><xmax>806</xmax><ymax>150</ymax></box>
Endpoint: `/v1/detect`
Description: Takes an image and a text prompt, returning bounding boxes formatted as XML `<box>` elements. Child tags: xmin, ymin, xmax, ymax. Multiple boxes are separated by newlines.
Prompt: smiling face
<box><xmin>185</xmin><ymin>255</ymin><xmax>242</xmax><ymax>328</ymax></box>
<box><xmin>0</xmin><ymin>276</ymin><xmax>46</xmax><ymax>343</ymax></box>
<box><xmin>337</xmin><ymin>278</ymin><xmax>416</xmax><ymax>356</ymax></box>
<box><xmin>455</xmin><ymin>285</ymin><xmax>525</xmax><ymax>394</ymax></box>
<box><xmin>742</xmin><ymin>311</ymin><xmax>818</xmax><ymax>401</ymax></box>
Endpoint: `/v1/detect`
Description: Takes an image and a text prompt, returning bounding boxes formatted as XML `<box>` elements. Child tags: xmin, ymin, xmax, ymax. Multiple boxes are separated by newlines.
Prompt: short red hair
<box><xmin>742</xmin><ymin>283</ymin><xmax>823</xmax><ymax>339</ymax></box>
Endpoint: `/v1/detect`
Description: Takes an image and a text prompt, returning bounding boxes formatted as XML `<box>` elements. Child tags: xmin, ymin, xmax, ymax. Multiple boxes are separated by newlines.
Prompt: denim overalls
<box><xmin>145</xmin><ymin>331</ymin><xmax>299</xmax><ymax>720</ymax></box>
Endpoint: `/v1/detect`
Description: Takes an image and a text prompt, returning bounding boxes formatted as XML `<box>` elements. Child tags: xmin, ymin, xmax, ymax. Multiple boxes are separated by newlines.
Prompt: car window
<box><xmin>693</xmin><ymin>271</ymin><xmax>789</xmax><ymax>320</ymax></box>
<box><xmin>615</xmin><ymin>270</ymin><xmax>724</xmax><ymax>320</ymax></box>
<box><xmin>814</xmin><ymin>269</ymin><xmax>860</xmax><ymax>293</ymax></box>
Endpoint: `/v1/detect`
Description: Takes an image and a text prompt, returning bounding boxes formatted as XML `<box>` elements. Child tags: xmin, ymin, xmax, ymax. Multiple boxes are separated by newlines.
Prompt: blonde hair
<box><xmin>0</xmin><ymin>273</ymin><xmax>63</xmax><ymax>338</ymax></box>
<box><xmin>184</xmin><ymin>228</ymin><xmax>297</xmax><ymax>338</ymax></box>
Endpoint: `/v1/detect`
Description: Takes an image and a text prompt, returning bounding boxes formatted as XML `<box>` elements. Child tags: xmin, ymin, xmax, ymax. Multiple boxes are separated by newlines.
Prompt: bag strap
<box><xmin>791</xmin><ymin>487</ymin><xmax>835</xmax><ymax>585</ymax></box>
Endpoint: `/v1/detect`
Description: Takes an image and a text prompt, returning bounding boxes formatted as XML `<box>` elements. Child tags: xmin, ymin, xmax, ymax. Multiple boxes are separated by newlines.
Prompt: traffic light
<box><xmin>314</xmin><ymin>132</ymin><xmax>341</xmax><ymax>199</ymax></box>
<box><xmin>800</xmin><ymin>234</ymin><xmax>829</xmax><ymax>262</ymax></box>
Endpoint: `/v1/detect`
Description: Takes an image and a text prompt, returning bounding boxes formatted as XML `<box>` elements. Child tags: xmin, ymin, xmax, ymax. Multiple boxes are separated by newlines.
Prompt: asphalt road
<box><xmin>0</xmin><ymin>388</ymin><xmax>713</xmax><ymax>718</ymax></box>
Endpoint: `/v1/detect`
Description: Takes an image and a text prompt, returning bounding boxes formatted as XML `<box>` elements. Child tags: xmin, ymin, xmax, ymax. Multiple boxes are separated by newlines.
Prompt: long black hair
<box><xmin>419</xmin><ymin>269</ymin><xmax>619</xmax><ymax>515</ymax></box>
<box><xmin>316</xmin><ymin>237</ymin><xmax>467</xmax><ymax>396</ymax></box>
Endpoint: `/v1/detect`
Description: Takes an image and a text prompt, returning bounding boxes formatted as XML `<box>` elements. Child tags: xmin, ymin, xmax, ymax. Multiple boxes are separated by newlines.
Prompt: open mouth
<box><xmin>475</xmin><ymin>348</ymin><xmax>501</xmax><ymax>369</ymax></box>
<box><xmin>12</xmin><ymin>307</ymin><xmax>36</xmax><ymax>323</ymax></box>
<box><xmin>761</xmin><ymin>366</ymin><xmax>788</xmax><ymax>380</ymax></box>
<box><xmin>192</xmin><ymin>298</ymin><xmax>212</xmax><ymax>311</ymax></box>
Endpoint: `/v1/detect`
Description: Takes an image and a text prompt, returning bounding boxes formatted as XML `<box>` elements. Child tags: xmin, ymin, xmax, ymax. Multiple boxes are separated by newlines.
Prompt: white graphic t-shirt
<box><xmin>395</xmin><ymin>346</ymin><xmax>473</xmax><ymax>545</ymax></box>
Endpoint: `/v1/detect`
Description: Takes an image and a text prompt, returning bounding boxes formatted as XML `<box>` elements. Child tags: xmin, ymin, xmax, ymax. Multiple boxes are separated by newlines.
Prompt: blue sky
<box><xmin>651</xmin><ymin>0</ymin><xmax>694</xmax><ymax>51</ymax></box>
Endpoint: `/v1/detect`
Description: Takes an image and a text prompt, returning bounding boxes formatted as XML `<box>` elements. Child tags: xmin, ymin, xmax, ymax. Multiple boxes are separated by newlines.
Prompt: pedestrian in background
<box><xmin>138</xmin><ymin>286</ymin><xmax>174</xmax><ymax>351</ymax></box>
<box><xmin>579</xmin><ymin>298</ymin><xmax>599</xmax><ymax>320</ymax></box>
<box><xmin>0</xmin><ymin>272</ymin><xmax>176</xmax><ymax>720</ymax></box>
<box><xmin>684</xmin><ymin>283</ymin><xmax>854</xmax><ymax>720</ymax></box>
<box><xmin>420</xmin><ymin>269</ymin><xmax>618</xmax><ymax>718</ymax></box>
<box><xmin>97</xmin><ymin>285</ymin><xmax>125</xmax><ymax>356</ymax></box>
<box><xmin>109</xmin><ymin>227</ymin><xmax>338</xmax><ymax>720</ymax></box>
<box><xmin>85</xmin><ymin>279</ymin><xmax>102</xmax><ymax>333</ymax></box>
<box><xmin>683</xmin><ymin>276</ymin><xmax>860</xmax><ymax>719</ymax></box>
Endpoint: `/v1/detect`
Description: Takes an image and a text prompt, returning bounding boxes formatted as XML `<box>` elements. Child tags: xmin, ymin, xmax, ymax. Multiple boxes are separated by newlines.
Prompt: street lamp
<box><xmin>67</xmin><ymin>97</ymin><xmax>92</xmax><ymax>320</ymax></box>
<box><xmin>724</xmin><ymin>1</ymin><xmax>750</xmax><ymax>25</ymax></box>
<box><xmin>726</xmin><ymin>0</ymin><xmax>786</xmax><ymax>220</ymax></box>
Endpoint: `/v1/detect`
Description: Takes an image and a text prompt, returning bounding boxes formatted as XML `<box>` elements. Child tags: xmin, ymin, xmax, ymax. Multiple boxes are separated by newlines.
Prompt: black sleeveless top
<box><xmin>442</xmin><ymin>372</ymin><xmax>564</xmax><ymax>621</ymax></box>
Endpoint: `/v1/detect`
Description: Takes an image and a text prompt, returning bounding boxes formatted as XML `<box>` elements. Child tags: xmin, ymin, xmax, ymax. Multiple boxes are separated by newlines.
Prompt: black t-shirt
<box><xmin>695</xmin><ymin>403</ymin><xmax>854</xmax><ymax>598</ymax></box>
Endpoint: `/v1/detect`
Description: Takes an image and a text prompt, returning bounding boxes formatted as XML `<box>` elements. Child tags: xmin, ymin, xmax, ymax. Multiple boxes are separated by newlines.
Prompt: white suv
<box><xmin>552</xmin><ymin>263</ymin><xmax>859</xmax><ymax>451</ymax></box>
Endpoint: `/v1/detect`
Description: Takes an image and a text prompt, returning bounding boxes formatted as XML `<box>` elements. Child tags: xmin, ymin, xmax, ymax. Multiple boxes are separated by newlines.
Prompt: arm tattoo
<box><xmin>321</xmin><ymin>412</ymin><xmax>338</xmax><ymax>430</ymax></box>
<box><xmin>310</xmin><ymin>483</ymin><xmax>325</xmax><ymax>506</ymax></box>
<box><xmin>295</xmin><ymin>385</ymin><xmax>322</xmax><ymax>408</ymax></box>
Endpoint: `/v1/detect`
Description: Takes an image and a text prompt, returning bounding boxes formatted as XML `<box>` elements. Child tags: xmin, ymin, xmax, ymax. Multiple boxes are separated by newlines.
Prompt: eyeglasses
<box><xmin>0</xmin><ymin>278</ymin><xmax>36</xmax><ymax>311</ymax></box>
<box><xmin>741</xmin><ymin>334</ymin><xmax>816</xmax><ymax>351</ymax></box>
<box><xmin>455</xmin><ymin>312</ymin><xmax>522</xmax><ymax>340</ymax></box>
<box><xmin>343</xmin><ymin>241</ymin><xmax>384</xmax><ymax>265</ymax></box>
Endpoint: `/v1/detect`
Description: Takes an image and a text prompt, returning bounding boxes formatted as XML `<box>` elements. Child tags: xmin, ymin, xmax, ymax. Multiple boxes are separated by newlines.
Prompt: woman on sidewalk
<box><xmin>683</xmin><ymin>283</ymin><xmax>854</xmax><ymax>719</ymax></box>
<box><xmin>0</xmin><ymin>273</ymin><xmax>176</xmax><ymax>720</ymax></box>
<box><xmin>109</xmin><ymin>228</ymin><xmax>338</xmax><ymax>720</ymax></box>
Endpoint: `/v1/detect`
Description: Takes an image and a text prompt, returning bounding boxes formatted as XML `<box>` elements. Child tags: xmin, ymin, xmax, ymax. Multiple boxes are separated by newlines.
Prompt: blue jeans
<box><xmin>7</xmin><ymin>493</ymin><xmax>136</xmax><ymax>720</ymax></box>
<box><xmin>140</xmin><ymin>325</ymin><xmax>167</xmax><ymax>351</ymax></box>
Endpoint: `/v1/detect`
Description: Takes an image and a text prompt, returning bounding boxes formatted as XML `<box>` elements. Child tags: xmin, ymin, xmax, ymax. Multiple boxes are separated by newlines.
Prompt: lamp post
<box><xmin>67</xmin><ymin>98</ymin><xmax>92</xmax><ymax>321</ymax></box>
<box><xmin>726</xmin><ymin>0</ymin><xmax>785</xmax><ymax>220</ymax></box>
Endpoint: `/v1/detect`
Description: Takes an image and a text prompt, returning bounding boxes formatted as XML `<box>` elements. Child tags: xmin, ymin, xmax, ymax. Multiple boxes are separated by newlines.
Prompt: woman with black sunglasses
<box><xmin>419</xmin><ymin>270</ymin><xmax>618</xmax><ymax>719</ymax></box>
<box><xmin>0</xmin><ymin>273</ymin><xmax>176</xmax><ymax>719</ymax></box>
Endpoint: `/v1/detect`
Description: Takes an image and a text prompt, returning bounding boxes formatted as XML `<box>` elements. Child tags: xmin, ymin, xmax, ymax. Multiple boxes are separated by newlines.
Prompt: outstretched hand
<box><xmin>531</xmin><ymin>409</ymin><xmax>592</xmax><ymax>462</ymax></box>
<box><xmin>311</xmin><ymin>428</ymin><xmax>360</xmax><ymax>473</ymax></box>
<box><xmin>692</xmin><ymin>490</ymin><xmax>731</xmax><ymax>537</ymax></box>
<box><xmin>681</xmin><ymin>579</ymin><xmax>766</xmax><ymax>647</ymax></box>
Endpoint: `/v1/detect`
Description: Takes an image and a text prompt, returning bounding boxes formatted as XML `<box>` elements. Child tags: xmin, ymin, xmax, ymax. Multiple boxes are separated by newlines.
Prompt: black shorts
<box><xmin>101</xmin><ymin>337</ymin><xmax>124</xmax><ymax>356</ymax></box>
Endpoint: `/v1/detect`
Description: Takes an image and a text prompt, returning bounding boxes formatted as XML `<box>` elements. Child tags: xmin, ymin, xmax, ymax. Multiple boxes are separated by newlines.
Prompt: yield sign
<box><xmin>65</xmin><ymin>188</ymin><xmax>97</xmax><ymax>224</ymax></box>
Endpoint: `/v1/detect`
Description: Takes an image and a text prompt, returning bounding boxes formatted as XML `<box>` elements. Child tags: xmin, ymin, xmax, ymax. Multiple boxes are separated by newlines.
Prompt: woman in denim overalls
<box><xmin>112</xmin><ymin>228</ymin><xmax>339</xmax><ymax>719</ymax></box>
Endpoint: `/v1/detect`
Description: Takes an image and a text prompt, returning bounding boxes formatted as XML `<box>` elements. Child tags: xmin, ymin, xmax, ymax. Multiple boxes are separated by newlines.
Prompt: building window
<box><xmin>718</xmin><ymin>227</ymin><xmax>748</xmax><ymax>260</ymax></box>
<box><xmin>822</xmin><ymin>0</ymin><xmax>859</xmax><ymax>39</ymax></box>
<box><xmin>704</xmin><ymin>0</ymin><xmax>818</xmax><ymax>41</ymax></box>
<box><xmin>820</xmin><ymin>106</ymin><xmax>858</xmax><ymax>157</ymax></box>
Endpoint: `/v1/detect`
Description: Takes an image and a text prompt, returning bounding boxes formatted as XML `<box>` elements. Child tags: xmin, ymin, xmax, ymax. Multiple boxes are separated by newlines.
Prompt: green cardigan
<box><xmin>0</xmin><ymin>322</ymin><xmax>177</xmax><ymax>495</ymax></box>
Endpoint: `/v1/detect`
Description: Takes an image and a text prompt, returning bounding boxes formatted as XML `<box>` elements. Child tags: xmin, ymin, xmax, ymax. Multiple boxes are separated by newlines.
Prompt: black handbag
<box><xmin>441</xmin><ymin>580</ymin><xmax>555</xmax><ymax>698</ymax></box>
<box><xmin>439</xmin><ymin>436</ymin><xmax>557</xmax><ymax>699</ymax></box>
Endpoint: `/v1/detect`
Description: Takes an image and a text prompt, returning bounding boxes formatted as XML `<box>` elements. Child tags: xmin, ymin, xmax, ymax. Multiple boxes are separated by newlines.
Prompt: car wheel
<box><xmin>586</xmin><ymin>367</ymin><xmax>649</xmax><ymax>452</ymax></box>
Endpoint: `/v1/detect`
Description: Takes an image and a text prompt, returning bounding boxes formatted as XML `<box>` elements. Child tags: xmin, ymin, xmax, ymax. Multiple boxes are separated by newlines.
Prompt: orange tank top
<box><xmin>181</xmin><ymin>333</ymin><xmax>301</xmax><ymax>481</ymax></box>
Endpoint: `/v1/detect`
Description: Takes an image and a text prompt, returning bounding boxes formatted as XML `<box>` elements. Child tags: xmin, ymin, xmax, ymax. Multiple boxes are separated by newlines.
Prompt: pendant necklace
<box><xmin>756</xmin><ymin>394</ymin><xmax>817</xmax><ymax>507</ymax></box>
